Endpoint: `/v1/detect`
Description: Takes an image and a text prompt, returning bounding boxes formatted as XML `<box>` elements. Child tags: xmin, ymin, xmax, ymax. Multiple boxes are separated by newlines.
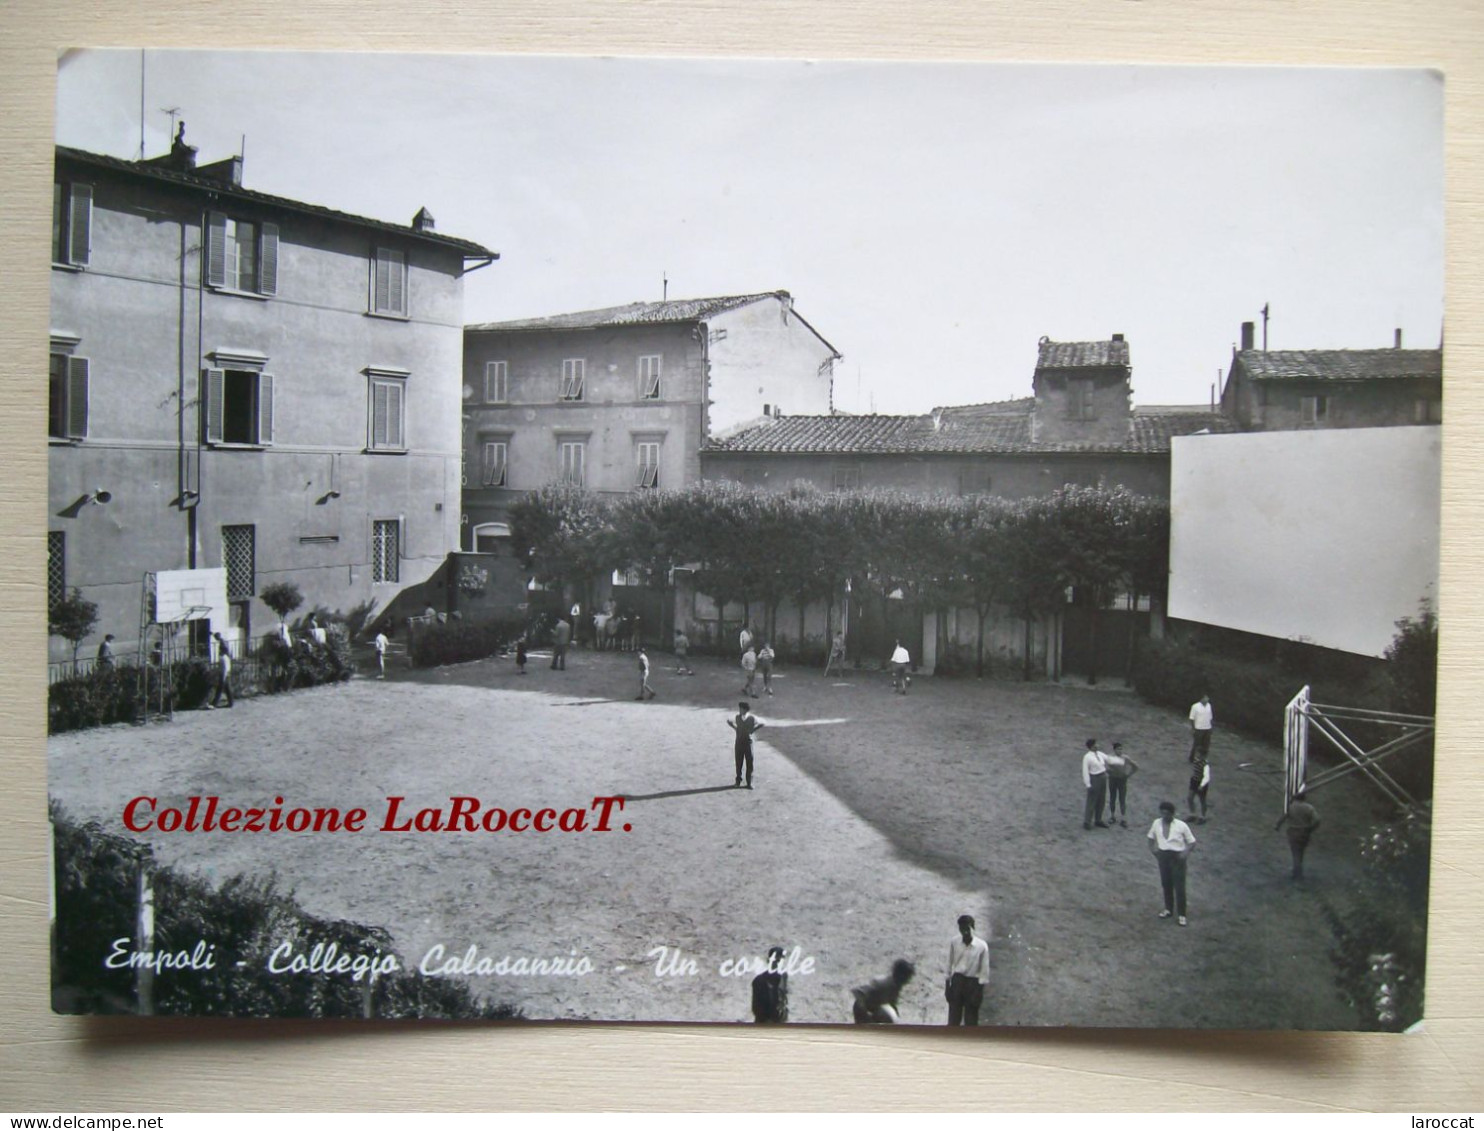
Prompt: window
<box><xmin>52</xmin><ymin>182</ymin><xmax>91</xmax><ymax>267</ymax></box>
<box><xmin>368</xmin><ymin>373</ymin><xmax>406</xmax><ymax>451</ymax></box>
<box><xmin>472</xmin><ymin>522</ymin><xmax>511</xmax><ymax>554</ymax></box>
<box><xmin>221</xmin><ymin>525</ymin><xmax>256</xmax><ymax>600</ymax></box>
<box><xmin>638</xmin><ymin>355</ymin><xmax>662</xmax><ymax>399</ymax></box>
<box><xmin>1415</xmin><ymin>398</ymin><xmax>1443</xmax><ymax>424</ymax></box>
<box><xmin>1300</xmin><ymin>395</ymin><xmax>1328</xmax><ymax>425</ymax></box>
<box><xmin>47</xmin><ymin>532</ymin><xmax>65</xmax><ymax>613</ymax></box>
<box><xmin>1067</xmin><ymin>378</ymin><xmax>1096</xmax><ymax>421</ymax></box>
<box><xmin>485</xmin><ymin>360</ymin><xmax>508</xmax><ymax>403</ymax></box>
<box><xmin>481</xmin><ymin>439</ymin><xmax>508</xmax><ymax>487</ymax></box>
<box><xmin>203</xmin><ymin>368</ymin><xmax>274</xmax><ymax>446</ymax></box>
<box><xmin>49</xmin><ymin>353</ymin><xmax>88</xmax><ymax>440</ymax></box>
<box><xmin>372</xmin><ymin>519</ymin><xmax>400</xmax><ymax>584</ymax></box>
<box><xmin>371</xmin><ymin>248</ymin><xmax>408</xmax><ymax>317</ymax></box>
<box><xmin>206</xmin><ymin>213</ymin><xmax>278</xmax><ymax>295</ymax></box>
<box><xmin>635</xmin><ymin>440</ymin><xmax>660</xmax><ymax>489</ymax></box>
<box><xmin>559</xmin><ymin>440</ymin><xmax>586</xmax><ymax>486</ymax></box>
<box><xmin>560</xmin><ymin>359</ymin><xmax>585</xmax><ymax>401</ymax></box>
<box><xmin>832</xmin><ymin>461</ymin><xmax>862</xmax><ymax>491</ymax></box>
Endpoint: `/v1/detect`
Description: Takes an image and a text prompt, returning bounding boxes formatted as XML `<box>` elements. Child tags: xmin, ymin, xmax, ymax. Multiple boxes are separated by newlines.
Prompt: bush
<box><xmin>49</xmin><ymin>656</ymin><xmax>217</xmax><ymax>734</ymax></box>
<box><xmin>408</xmin><ymin>616</ymin><xmax>525</xmax><ymax>669</ymax></box>
<box><xmin>255</xmin><ymin>632</ymin><xmax>354</xmax><ymax>693</ymax></box>
<box><xmin>51</xmin><ymin>805</ymin><xmax>520</xmax><ymax>1019</ymax></box>
<box><xmin>1132</xmin><ymin>636</ymin><xmax>1306</xmax><ymax>746</ymax></box>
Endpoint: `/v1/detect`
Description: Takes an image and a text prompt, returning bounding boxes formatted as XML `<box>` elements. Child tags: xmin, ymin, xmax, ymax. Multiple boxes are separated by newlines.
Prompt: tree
<box><xmin>949</xmin><ymin>496</ymin><xmax>1013</xmax><ymax>677</ymax></box>
<box><xmin>260</xmin><ymin>581</ymin><xmax>304</xmax><ymax>629</ymax></box>
<box><xmin>508</xmin><ymin>484</ymin><xmax>611</xmax><ymax>611</ymax></box>
<box><xmin>49</xmin><ymin>589</ymin><xmax>99</xmax><ymax>668</ymax></box>
<box><xmin>1001</xmin><ymin>496</ymin><xmax>1070</xmax><ymax>681</ymax></box>
<box><xmin>1384</xmin><ymin>602</ymin><xmax>1438</xmax><ymax>717</ymax></box>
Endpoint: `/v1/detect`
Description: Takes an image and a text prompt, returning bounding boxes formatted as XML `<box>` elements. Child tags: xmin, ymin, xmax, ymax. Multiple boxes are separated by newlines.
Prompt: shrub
<box><xmin>1385</xmin><ymin>603</ymin><xmax>1438</xmax><ymax>717</ymax></box>
<box><xmin>51</xmin><ymin>805</ymin><xmax>520</xmax><ymax>1019</ymax></box>
<box><xmin>409</xmin><ymin>616</ymin><xmax>524</xmax><ymax>669</ymax></box>
<box><xmin>48</xmin><ymin>655</ymin><xmax>217</xmax><ymax>734</ymax></box>
<box><xmin>260</xmin><ymin>581</ymin><xmax>304</xmax><ymax>625</ymax></box>
<box><xmin>255</xmin><ymin>632</ymin><xmax>354</xmax><ymax>693</ymax></box>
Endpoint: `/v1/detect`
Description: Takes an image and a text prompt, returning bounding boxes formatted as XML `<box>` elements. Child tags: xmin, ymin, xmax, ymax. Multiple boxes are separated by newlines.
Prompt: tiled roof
<box><xmin>57</xmin><ymin>146</ymin><xmax>495</xmax><ymax>257</ymax></box>
<box><xmin>704</xmin><ymin>404</ymin><xmax>1236</xmax><ymax>456</ymax></box>
<box><xmin>469</xmin><ymin>292</ymin><xmax>787</xmax><ymax>332</ymax></box>
<box><xmin>1036</xmin><ymin>338</ymin><xmax>1131</xmax><ymax>369</ymax></box>
<box><xmin>1236</xmin><ymin>349</ymin><xmax>1442</xmax><ymax>381</ymax></box>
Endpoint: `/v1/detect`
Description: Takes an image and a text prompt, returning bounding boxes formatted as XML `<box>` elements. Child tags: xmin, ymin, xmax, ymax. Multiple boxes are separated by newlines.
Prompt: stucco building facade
<box><xmin>48</xmin><ymin>139</ymin><xmax>494</xmax><ymax>663</ymax></box>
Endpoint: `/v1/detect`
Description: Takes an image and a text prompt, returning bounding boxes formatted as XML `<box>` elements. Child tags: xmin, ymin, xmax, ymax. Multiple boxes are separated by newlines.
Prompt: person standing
<box><xmin>890</xmin><ymin>639</ymin><xmax>911</xmax><ymax>694</ymax></box>
<box><xmin>308</xmin><ymin>613</ymin><xmax>328</xmax><ymax>649</ymax></box>
<box><xmin>672</xmin><ymin>629</ymin><xmax>693</xmax><ymax>675</ymax></box>
<box><xmin>1187</xmin><ymin>757</ymin><xmax>1211</xmax><ymax>824</ymax></box>
<box><xmin>570</xmin><ymin>601</ymin><xmax>583</xmax><ymax>646</ymax></box>
<box><xmin>824</xmin><ymin>630</ymin><xmax>846</xmax><ymax>677</ymax></box>
<box><xmin>757</xmin><ymin>641</ymin><xmax>776</xmax><ymax>696</ymax></box>
<box><xmin>739</xmin><ymin>623</ymin><xmax>753</xmax><ymax>657</ymax></box>
<box><xmin>1148</xmin><ymin>800</ymin><xmax>1197</xmax><ymax>925</ymax></box>
<box><xmin>1104</xmin><ymin>741</ymin><xmax>1139</xmax><ymax>827</ymax></box>
<box><xmin>635</xmin><ymin>648</ymin><xmax>657</xmax><ymax>701</ymax></box>
<box><xmin>945</xmin><ymin>914</ymin><xmax>990</xmax><ymax>1026</ymax></box>
<box><xmin>751</xmin><ymin>946</ymin><xmax>790</xmax><ymax>1023</ymax></box>
<box><xmin>95</xmin><ymin>633</ymin><xmax>115</xmax><ymax>670</ymax></box>
<box><xmin>550</xmin><ymin>616</ymin><xmax>571</xmax><ymax>671</ymax></box>
<box><xmin>373</xmin><ymin>629</ymin><xmax>389</xmax><ymax>679</ymax></box>
<box><xmin>1189</xmin><ymin>692</ymin><xmax>1214</xmax><ymax>761</ymax></box>
<box><xmin>727</xmin><ymin>700</ymin><xmax>764</xmax><ymax>789</ymax></box>
<box><xmin>1276</xmin><ymin>791</ymin><xmax>1322</xmax><ymax>881</ymax></box>
<box><xmin>514</xmin><ymin>635</ymin><xmax>528</xmax><ymax>675</ymax></box>
<box><xmin>207</xmin><ymin>631</ymin><xmax>234</xmax><ymax>709</ymax></box>
<box><xmin>740</xmin><ymin>645</ymin><xmax>759</xmax><ymax>697</ymax></box>
<box><xmin>852</xmin><ymin>959</ymin><xmax>915</xmax><ymax>1024</ymax></box>
<box><xmin>1082</xmin><ymin>738</ymin><xmax>1109</xmax><ymax>830</ymax></box>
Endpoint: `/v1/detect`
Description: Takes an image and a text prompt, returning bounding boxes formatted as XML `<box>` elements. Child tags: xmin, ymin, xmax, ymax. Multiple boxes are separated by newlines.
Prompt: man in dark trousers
<box><xmin>945</xmin><ymin>914</ymin><xmax>990</xmax><ymax>1026</ymax></box>
<box><xmin>207</xmin><ymin>631</ymin><xmax>234</xmax><ymax>709</ymax></box>
<box><xmin>1276</xmin><ymin>791</ymin><xmax>1322</xmax><ymax>880</ymax></box>
<box><xmin>727</xmin><ymin>701</ymin><xmax>764</xmax><ymax>789</ymax></box>
<box><xmin>550</xmin><ymin>616</ymin><xmax>571</xmax><ymax>670</ymax></box>
<box><xmin>751</xmin><ymin>946</ymin><xmax>789</xmax><ymax>1023</ymax></box>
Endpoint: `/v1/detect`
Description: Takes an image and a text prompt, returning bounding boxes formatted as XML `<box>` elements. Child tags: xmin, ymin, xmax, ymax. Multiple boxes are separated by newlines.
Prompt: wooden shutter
<box><xmin>206</xmin><ymin>213</ymin><xmax>227</xmax><ymax>288</ymax></box>
<box><xmin>66</xmin><ymin>357</ymin><xmax>89</xmax><ymax>439</ymax></box>
<box><xmin>389</xmin><ymin>251</ymin><xmax>406</xmax><ymax>315</ymax></box>
<box><xmin>386</xmin><ymin>381</ymin><xmax>403</xmax><ymax>447</ymax></box>
<box><xmin>257</xmin><ymin>373</ymin><xmax>275</xmax><ymax>444</ymax></box>
<box><xmin>258</xmin><ymin>223</ymin><xmax>278</xmax><ymax>295</ymax></box>
<box><xmin>204</xmin><ymin>368</ymin><xmax>225</xmax><ymax>443</ymax></box>
<box><xmin>68</xmin><ymin>184</ymin><xmax>92</xmax><ymax>266</ymax></box>
<box><xmin>372</xmin><ymin>381</ymin><xmax>388</xmax><ymax>446</ymax></box>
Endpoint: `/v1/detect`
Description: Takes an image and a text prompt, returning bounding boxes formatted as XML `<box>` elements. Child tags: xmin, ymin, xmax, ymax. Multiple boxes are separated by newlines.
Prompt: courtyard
<box><xmin>46</xmin><ymin>646</ymin><xmax>1391</xmax><ymax>1027</ymax></box>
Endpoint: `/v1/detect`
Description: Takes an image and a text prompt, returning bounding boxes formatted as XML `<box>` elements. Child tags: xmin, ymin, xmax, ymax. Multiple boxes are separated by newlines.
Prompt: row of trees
<box><xmin>509</xmin><ymin>481</ymin><xmax>1170</xmax><ymax>680</ymax></box>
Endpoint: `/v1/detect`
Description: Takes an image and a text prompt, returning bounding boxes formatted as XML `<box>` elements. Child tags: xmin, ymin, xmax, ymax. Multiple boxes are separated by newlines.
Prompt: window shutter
<box><xmin>257</xmin><ymin>373</ymin><xmax>275</xmax><ymax>445</ymax></box>
<box><xmin>204</xmin><ymin>368</ymin><xmax>225</xmax><ymax>443</ymax></box>
<box><xmin>68</xmin><ymin>184</ymin><xmax>92</xmax><ymax>267</ymax></box>
<box><xmin>259</xmin><ymin>223</ymin><xmax>278</xmax><ymax>295</ymax></box>
<box><xmin>66</xmin><ymin>357</ymin><xmax>89</xmax><ymax>439</ymax></box>
<box><xmin>387</xmin><ymin>381</ymin><xmax>403</xmax><ymax>447</ymax></box>
<box><xmin>206</xmin><ymin>213</ymin><xmax>227</xmax><ymax>288</ymax></box>
<box><xmin>372</xmin><ymin>382</ymin><xmax>387</xmax><ymax>446</ymax></box>
<box><xmin>389</xmin><ymin>252</ymin><xmax>406</xmax><ymax>315</ymax></box>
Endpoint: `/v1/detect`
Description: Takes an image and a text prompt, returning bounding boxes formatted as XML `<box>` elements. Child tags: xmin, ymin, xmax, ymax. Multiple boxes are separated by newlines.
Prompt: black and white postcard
<box><xmin>45</xmin><ymin>52</ymin><xmax>1441</xmax><ymax>1028</ymax></box>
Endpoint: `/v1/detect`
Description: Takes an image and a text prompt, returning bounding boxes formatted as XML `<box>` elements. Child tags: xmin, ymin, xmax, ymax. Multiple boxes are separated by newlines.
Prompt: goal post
<box><xmin>1282</xmin><ymin>684</ymin><xmax>1433</xmax><ymax>812</ymax></box>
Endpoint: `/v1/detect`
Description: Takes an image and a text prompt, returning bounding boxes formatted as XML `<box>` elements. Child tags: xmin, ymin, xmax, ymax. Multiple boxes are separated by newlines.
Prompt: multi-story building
<box><xmin>48</xmin><ymin>135</ymin><xmax>495</xmax><ymax>662</ymax></box>
<box><xmin>460</xmin><ymin>291</ymin><xmax>840</xmax><ymax>550</ymax></box>
<box><xmin>1219</xmin><ymin>321</ymin><xmax>1443</xmax><ymax>431</ymax></box>
<box><xmin>701</xmin><ymin>335</ymin><xmax>1236</xmax><ymax>499</ymax></box>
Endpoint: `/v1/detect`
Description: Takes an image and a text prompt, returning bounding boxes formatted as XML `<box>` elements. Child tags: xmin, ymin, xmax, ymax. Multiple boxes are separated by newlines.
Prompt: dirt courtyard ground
<box><xmin>48</xmin><ymin>645</ymin><xmax>1394</xmax><ymax>1028</ymax></box>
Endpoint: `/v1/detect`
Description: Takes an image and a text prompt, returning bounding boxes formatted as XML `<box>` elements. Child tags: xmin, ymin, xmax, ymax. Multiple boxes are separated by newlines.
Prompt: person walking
<box><xmin>1148</xmin><ymin>800</ymin><xmax>1197</xmax><ymax>925</ymax></box>
<box><xmin>550</xmin><ymin>616</ymin><xmax>571</xmax><ymax>671</ymax></box>
<box><xmin>751</xmin><ymin>946</ymin><xmax>790</xmax><ymax>1023</ymax></box>
<box><xmin>944</xmin><ymin>914</ymin><xmax>990</xmax><ymax>1026</ymax></box>
<box><xmin>1082</xmin><ymin>738</ymin><xmax>1110</xmax><ymax>830</ymax></box>
<box><xmin>890</xmin><ymin>639</ymin><xmax>911</xmax><ymax>694</ymax></box>
<box><xmin>1187</xmin><ymin>756</ymin><xmax>1211</xmax><ymax>824</ymax></box>
<box><xmin>1189</xmin><ymin>692</ymin><xmax>1214</xmax><ymax>761</ymax></box>
<box><xmin>727</xmin><ymin>700</ymin><xmax>764</xmax><ymax>789</ymax></box>
<box><xmin>1104</xmin><ymin>741</ymin><xmax>1139</xmax><ymax>827</ymax></box>
<box><xmin>1276</xmin><ymin>791</ymin><xmax>1322</xmax><ymax>881</ymax></box>
<box><xmin>374</xmin><ymin>629</ymin><xmax>389</xmax><ymax>679</ymax></box>
<box><xmin>824</xmin><ymin>630</ymin><xmax>846</xmax><ymax>677</ymax></box>
<box><xmin>740</xmin><ymin>645</ymin><xmax>759</xmax><ymax>697</ymax></box>
<box><xmin>635</xmin><ymin>648</ymin><xmax>657</xmax><ymax>701</ymax></box>
<box><xmin>95</xmin><ymin>633</ymin><xmax>115</xmax><ymax>670</ymax></box>
<box><xmin>852</xmin><ymin>959</ymin><xmax>915</xmax><ymax>1024</ymax></box>
<box><xmin>739</xmin><ymin>623</ymin><xmax>753</xmax><ymax>657</ymax></box>
<box><xmin>207</xmin><ymin>631</ymin><xmax>234</xmax><ymax>709</ymax></box>
<box><xmin>757</xmin><ymin>641</ymin><xmax>776</xmax><ymax>696</ymax></box>
<box><xmin>673</xmin><ymin>629</ymin><xmax>693</xmax><ymax>675</ymax></box>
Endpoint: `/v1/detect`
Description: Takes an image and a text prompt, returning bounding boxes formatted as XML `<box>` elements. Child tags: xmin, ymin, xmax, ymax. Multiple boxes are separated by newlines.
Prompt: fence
<box><xmin>48</xmin><ymin>629</ymin><xmax>350</xmax><ymax>686</ymax></box>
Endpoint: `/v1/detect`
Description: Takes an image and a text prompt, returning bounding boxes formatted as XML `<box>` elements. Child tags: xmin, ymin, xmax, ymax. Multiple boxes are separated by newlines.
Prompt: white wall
<box><xmin>1169</xmin><ymin>427</ymin><xmax>1441</xmax><ymax>657</ymax></box>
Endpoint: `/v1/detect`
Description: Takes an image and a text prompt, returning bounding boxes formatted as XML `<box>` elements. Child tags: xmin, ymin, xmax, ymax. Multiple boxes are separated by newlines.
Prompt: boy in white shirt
<box><xmin>1148</xmin><ymin>800</ymin><xmax>1197</xmax><ymax>926</ymax></box>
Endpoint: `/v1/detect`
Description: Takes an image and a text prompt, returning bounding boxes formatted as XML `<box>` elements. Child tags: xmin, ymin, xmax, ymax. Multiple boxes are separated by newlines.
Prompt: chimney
<box><xmin>1111</xmin><ymin>333</ymin><xmax>1124</xmax><ymax>342</ymax></box>
<box><xmin>1395</xmin><ymin>327</ymin><xmax>1403</xmax><ymax>349</ymax></box>
<box><xmin>1240</xmin><ymin>321</ymin><xmax>1256</xmax><ymax>351</ymax></box>
<box><xmin>413</xmin><ymin>207</ymin><xmax>436</xmax><ymax>233</ymax></box>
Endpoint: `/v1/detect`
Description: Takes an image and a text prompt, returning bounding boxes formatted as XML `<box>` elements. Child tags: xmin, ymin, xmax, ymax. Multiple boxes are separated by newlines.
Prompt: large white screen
<box><xmin>1169</xmin><ymin>427</ymin><xmax>1440</xmax><ymax>657</ymax></box>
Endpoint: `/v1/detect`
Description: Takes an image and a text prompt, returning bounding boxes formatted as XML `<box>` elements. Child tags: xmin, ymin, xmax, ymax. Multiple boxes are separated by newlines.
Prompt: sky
<box><xmin>54</xmin><ymin>51</ymin><xmax>1443</xmax><ymax>415</ymax></box>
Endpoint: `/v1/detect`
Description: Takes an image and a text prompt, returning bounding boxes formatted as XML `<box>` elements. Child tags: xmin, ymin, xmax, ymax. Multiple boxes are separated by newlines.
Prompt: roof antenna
<box><xmin>1261</xmin><ymin>302</ymin><xmax>1270</xmax><ymax>351</ymax></box>
<box><xmin>662</xmin><ymin>272</ymin><xmax>668</xmax><ymax>302</ymax></box>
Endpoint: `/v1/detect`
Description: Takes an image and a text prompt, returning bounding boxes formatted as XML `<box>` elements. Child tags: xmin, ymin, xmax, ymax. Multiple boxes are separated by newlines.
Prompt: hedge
<box><xmin>408</xmin><ymin>616</ymin><xmax>525</xmax><ymax>669</ymax></box>
<box><xmin>51</xmin><ymin>804</ymin><xmax>519</xmax><ymax>1020</ymax></box>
